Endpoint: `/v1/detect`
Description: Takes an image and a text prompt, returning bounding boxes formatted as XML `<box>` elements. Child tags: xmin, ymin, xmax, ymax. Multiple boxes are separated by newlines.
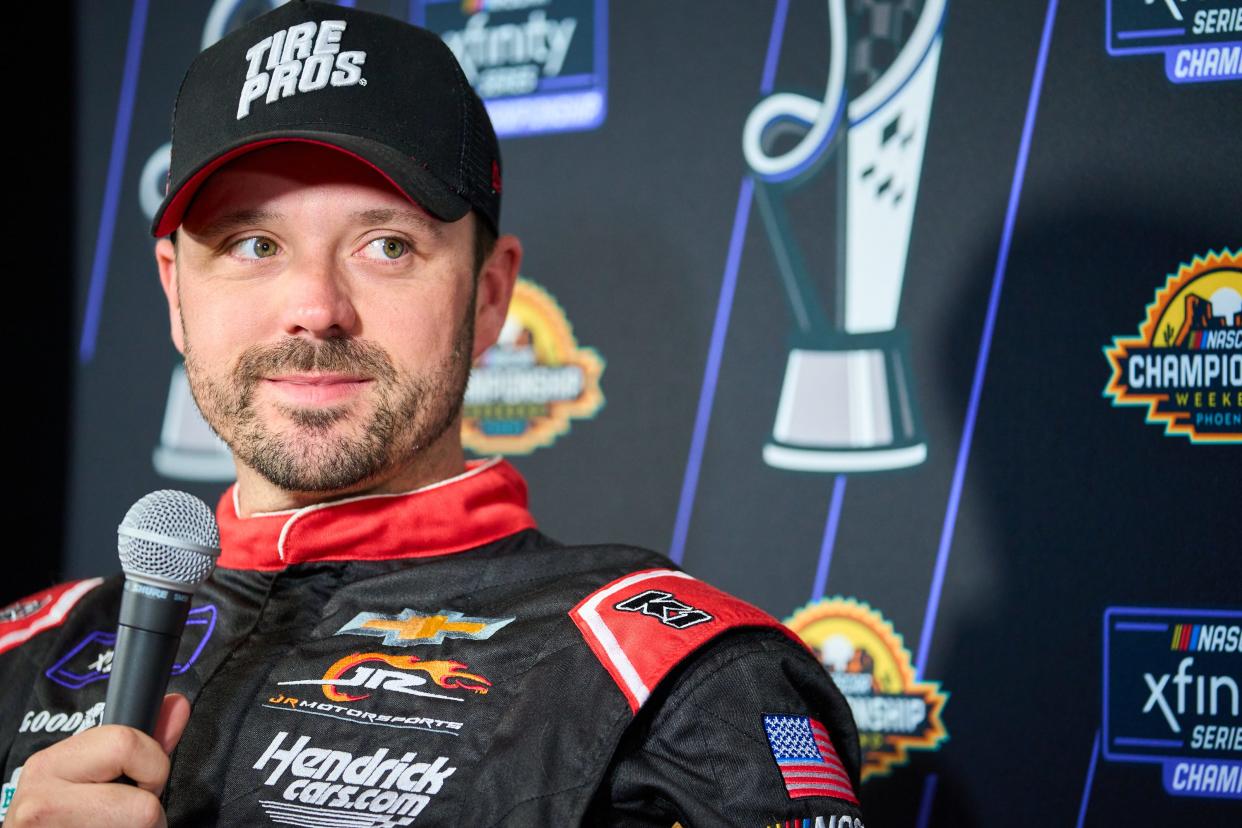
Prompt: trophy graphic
<box><xmin>742</xmin><ymin>0</ymin><xmax>947</xmax><ymax>472</ymax></box>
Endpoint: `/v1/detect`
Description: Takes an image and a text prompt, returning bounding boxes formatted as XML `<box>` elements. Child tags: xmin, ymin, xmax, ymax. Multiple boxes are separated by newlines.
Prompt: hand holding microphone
<box><xmin>103</xmin><ymin>490</ymin><xmax>219</xmax><ymax>732</ymax></box>
<box><xmin>6</xmin><ymin>491</ymin><xmax>218</xmax><ymax>827</ymax></box>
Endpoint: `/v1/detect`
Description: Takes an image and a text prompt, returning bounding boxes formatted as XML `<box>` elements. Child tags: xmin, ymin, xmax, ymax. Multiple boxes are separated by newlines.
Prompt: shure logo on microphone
<box><xmin>238</xmin><ymin>19</ymin><xmax>367</xmax><ymax>120</ymax></box>
<box><xmin>125</xmin><ymin>581</ymin><xmax>169</xmax><ymax>600</ymax></box>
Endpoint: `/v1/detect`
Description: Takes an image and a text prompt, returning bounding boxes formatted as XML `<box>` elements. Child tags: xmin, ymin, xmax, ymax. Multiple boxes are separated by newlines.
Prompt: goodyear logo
<box><xmin>785</xmin><ymin>598</ymin><xmax>948</xmax><ymax>781</ymax></box>
<box><xmin>1103</xmin><ymin>249</ymin><xmax>1241</xmax><ymax>442</ymax></box>
<box><xmin>463</xmin><ymin>277</ymin><xmax>604</xmax><ymax>455</ymax></box>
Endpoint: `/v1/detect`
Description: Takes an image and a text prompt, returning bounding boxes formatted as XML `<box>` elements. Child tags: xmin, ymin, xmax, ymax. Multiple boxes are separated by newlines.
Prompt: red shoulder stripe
<box><xmin>570</xmin><ymin>568</ymin><xmax>805</xmax><ymax>713</ymax></box>
<box><xmin>0</xmin><ymin>579</ymin><xmax>104</xmax><ymax>656</ymax></box>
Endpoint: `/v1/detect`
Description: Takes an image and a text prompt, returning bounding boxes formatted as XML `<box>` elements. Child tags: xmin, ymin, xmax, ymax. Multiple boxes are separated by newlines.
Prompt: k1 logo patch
<box><xmin>614</xmin><ymin>590</ymin><xmax>713</xmax><ymax>629</ymax></box>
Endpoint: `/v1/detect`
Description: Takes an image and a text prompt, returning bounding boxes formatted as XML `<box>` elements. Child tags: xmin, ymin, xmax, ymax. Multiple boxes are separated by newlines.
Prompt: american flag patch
<box><xmin>763</xmin><ymin>714</ymin><xmax>859</xmax><ymax>804</ymax></box>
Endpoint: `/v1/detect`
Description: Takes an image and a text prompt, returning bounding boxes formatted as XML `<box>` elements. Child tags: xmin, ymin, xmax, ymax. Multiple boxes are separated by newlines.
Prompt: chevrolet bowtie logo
<box><xmin>335</xmin><ymin>608</ymin><xmax>514</xmax><ymax>646</ymax></box>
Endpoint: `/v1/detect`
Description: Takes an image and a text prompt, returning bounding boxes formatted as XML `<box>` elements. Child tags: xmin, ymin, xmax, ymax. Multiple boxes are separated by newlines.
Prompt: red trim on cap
<box><xmin>154</xmin><ymin>137</ymin><xmax>420</xmax><ymax>237</ymax></box>
<box><xmin>215</xmin><ymin>458</ymin><xmax>537</xmax><ymax>571</ymax></box>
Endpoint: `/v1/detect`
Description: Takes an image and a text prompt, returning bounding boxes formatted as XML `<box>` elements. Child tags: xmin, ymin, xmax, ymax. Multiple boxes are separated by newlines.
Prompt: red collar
<box><xmin>215</xmin><ymin>458</ymin><xmax>537</xmax><ymax>571</ymax></box>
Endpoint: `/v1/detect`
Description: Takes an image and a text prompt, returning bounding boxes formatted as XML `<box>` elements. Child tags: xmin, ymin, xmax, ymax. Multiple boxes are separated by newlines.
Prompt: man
<box><xmin>0</xmin><ymin>3</ymin><xmax>865</xmax><ymax>826</ymax></box>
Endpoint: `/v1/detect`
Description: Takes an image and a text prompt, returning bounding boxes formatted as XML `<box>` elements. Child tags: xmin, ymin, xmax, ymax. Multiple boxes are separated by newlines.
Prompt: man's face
<box><xmin>159</xmin><ymin>143</ymin><xmax>485</xmax><ymax>494</ymax></box>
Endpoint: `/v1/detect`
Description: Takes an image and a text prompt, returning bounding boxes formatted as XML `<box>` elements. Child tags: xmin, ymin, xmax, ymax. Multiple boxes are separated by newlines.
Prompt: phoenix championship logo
<box><xmin>785</xmin><ymin>598</ymin><xmax>948</xmax><ymax>781</ymax></box>
<box><xmin>463</xmin><ymin>277</ymin><xmax>604</xmax><ymax>455</ymax></box>
<box><xmin>1103</xmin><ymin>250</ymin><xmax>1241</xmax><ymax>442</ymax></box>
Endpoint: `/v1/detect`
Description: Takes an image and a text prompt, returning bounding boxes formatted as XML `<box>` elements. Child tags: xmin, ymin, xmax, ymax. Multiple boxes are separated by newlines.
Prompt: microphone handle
<box><xmin>102</xmin><ymin>582</ymin><xmax>193</xmax><ymax>733</ymax></box>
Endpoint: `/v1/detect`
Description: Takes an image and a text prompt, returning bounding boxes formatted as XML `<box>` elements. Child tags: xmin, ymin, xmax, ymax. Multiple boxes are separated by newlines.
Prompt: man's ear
<box><xmin>154</xmin><ymin>237</ymin><xmax>185</xmax><ymax>355</ymax></box>
<box><xmin>472</xmin><ymin>233</ymin><xmax>522</xmax><ymax>360</ymax></box>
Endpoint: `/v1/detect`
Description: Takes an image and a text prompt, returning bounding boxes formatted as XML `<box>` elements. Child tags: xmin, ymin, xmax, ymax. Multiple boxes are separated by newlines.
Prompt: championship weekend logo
<box><xmin>414</xmin><ymin>0</ymin><xmax>607</xmax><ymax>137</ymax></box>
<box><xmin>463</xmin><ymin>277</ymin><xmax>604</xmax><ymax>455</ymax></box>
<box><xmin>1103</xmin><ymin>249</ymin><xmax>1241</xmax><ymax>442</ymax></box>
<box><xmin>1103</xmin><ymin>607</ymin><xmax>1241</xmax><ymax>800</ymax></box>
<box><xmin>785</xmin><ymin>598</ymin><xmax>948</xmax><ymax>780</ymax></box>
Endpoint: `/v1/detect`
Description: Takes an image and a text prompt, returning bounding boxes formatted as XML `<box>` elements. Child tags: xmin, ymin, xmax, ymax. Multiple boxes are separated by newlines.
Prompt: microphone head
<box><xmin>117</xmin><ymin>490</ymin><xmax>221</xmax><ymax>593</ymax></box>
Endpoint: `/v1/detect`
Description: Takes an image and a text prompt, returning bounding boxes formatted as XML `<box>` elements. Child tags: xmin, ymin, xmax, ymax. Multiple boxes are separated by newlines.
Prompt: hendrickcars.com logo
<box><xmin>1103</xmin><ymin>249</ymin><xmax>1241</xmax><ymax>442</ymax></box>
<box><xmin>1103</xmin><ymin>607</ymin><xmax>1242</xmax><ymax>800</ymax></box>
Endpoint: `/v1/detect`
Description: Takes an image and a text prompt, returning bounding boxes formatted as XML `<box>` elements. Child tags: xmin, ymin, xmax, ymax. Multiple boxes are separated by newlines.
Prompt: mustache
<box><xmin>234</xmin><ymin>338</ymin><xmax>397</xmax><ymax>384</ymax></box>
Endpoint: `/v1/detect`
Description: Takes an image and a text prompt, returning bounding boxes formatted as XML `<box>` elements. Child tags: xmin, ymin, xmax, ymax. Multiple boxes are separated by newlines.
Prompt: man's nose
<box><xmin>277</xmin><ymin>254</ymin><xmax>358</xmax><ymax>337</ymax></box>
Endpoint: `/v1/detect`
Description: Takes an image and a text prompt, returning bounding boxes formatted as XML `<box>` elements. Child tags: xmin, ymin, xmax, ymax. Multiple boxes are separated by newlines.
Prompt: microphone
<box><xmin>102</xmin><ymin>490</ymin><xmax>220</xmax><ymax>734</ymax></box>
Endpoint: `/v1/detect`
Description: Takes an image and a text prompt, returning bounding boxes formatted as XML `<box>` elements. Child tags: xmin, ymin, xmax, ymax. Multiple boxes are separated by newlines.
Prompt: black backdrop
<box><xmin>15</xmin><ymin>0</ymin><xmax>1241</xmax><ymax>825</ymax></box>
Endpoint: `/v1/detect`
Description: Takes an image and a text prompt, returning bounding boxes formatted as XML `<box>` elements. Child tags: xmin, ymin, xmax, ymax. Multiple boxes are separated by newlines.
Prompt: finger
<box><xmin>30</xmin><ymin>724</ymin><xmax>170</xmax><ymax>791</ymax></box>
<box><xmin>153</xmin><ymin>694</ymin><xmax>191</xmax><ymax>755</ymax></box>
<box><xmin>7</xmin><ymin>779</ymin><xmax>165</xmax><ymax>828</ymax></box>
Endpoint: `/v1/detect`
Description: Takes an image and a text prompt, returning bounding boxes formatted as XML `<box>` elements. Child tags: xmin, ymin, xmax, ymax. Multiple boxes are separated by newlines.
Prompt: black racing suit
<box><xmin>0</xmin><ymin>460</ymin><xmax>865</xmax><ymax>827</ymax></box>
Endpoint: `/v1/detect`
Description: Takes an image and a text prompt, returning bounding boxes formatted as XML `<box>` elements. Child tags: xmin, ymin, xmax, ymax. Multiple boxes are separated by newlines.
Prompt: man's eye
<box><xmin>235</xmin><ymin>236</ymin><xmax>279</xmax><ymax>259</ymax></box>
<box><xmin>364</xmin><ymin>238</ymin><xmax>408</xmax><ymax>260</ymax></box>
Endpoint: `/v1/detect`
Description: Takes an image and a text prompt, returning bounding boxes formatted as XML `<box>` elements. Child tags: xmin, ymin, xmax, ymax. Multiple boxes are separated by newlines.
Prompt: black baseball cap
<box><xmin>151</xmin><ymin>0</ymin><xmax>501</xmax><ymax>238</ymax></box>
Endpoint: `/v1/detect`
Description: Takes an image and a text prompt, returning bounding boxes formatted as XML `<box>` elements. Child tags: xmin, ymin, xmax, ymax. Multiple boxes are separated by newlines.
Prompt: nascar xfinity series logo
<box><xmin>1103</xmin><ymin>607</ymin><xmax>1241</xmax><ymax>799</ymax></box>
<box><xmin>462</xmin><ymin>277</ymin><xmax>604</xmax><ymax>455</ymax></box>
<box><xmin>1103</xmin><ymin>250</ymin><xmax>1241</xmax><ymax>442</ymax></box>
<box><xmin>44</xmin><ymin>604</ymin><xmax>217</xmax><ymax>689</ymax></box>
<box><xmin>785</xmin><ymin>598</ymin><xmax>948</xmax><ymax>781</ymax></box>
<box><xmin>415</xmin><ymin>0</ymin><xmax>607</xmax><ymax>137</ymax></box>
<box><xmin>252</xmin><ymin>731</ymin><xmax>456</xmax><ymax>826</ymax></box>
<box><xmin>1107</xmin><ymin>0</ymin><xmax>1242</xmax><ymax>83</ymax></box>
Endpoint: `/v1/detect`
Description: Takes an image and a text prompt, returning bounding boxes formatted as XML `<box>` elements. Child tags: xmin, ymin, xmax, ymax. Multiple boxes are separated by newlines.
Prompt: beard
<box><xmin>182</xmin><ymin>302</ymin><xmax>474</xmax><ymax>494</ymax></box>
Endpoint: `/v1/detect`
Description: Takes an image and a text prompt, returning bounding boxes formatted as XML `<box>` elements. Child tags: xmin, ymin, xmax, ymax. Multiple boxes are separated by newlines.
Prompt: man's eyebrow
<box><xmin>354</xmin><ymin>208</ymin><xmax>445</xmax><ymax>241</ymax></box>
<box><xmin>193</xmin><ymin>209</ymin><xmax>285</xmax><ymax>239</ymax></box>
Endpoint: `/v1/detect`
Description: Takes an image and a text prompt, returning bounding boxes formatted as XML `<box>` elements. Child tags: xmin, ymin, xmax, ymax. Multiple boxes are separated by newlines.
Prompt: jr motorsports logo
<box><xmin>1103</xmin><ymin>607</ymin><xmax>1241</xmax><ymax>800</ymax></box>
<box><xmin>414</xmin><ymin>0</ymin><xmax>607</xmax><ymax>137</ymax></box>
<box><xmin>279</xmin><ymin>651</ymin><xmax>491</xmax><ymax>702</ymax></box>
<box><xmin>1107</xmin><ymin>1</ymin><xmax>1242</xmax><ymax>83</ymax></box>
<box><xmin>263</xmin><ymin>651</ymin><xmax>490</xmax><ymax>736</ymax></box>
<box><xmin>252</xmin><ymin>731</ymin><xmax>456</xmax><ymax>826</ymax></box>
<box><xmin>1103</xmin><ymin>250</ymin><xmax>1241</xmax><ymax>442</ymax></box>
<box><xmin>463</xmin><ymin>277</ymin><xmax>604</xmax><ymax>455</ymax></box>
<box><xmin>785</xmin><ymin>598</ymin><xmax>948</xmax><ymax>780</ymax></box>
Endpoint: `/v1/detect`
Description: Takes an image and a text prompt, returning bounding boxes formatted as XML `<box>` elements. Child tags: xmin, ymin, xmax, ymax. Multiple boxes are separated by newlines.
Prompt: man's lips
<box><xmin>262</xmin><ymin>374</ymin><xmax>372</xmax><ymax>406</ymax></box>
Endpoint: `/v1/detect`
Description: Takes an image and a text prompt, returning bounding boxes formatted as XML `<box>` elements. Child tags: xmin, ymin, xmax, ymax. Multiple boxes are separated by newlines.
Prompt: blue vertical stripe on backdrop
<box><xmin>79</xmin><ymin>0</ymin><xmax>150</xmax><ymax>364</ymax></box>
<box><xmin>810</xmin><ymin>475</ymin><xmax>848</xmax><ymax>601</ymax></box>
<box><xmin>1076</xmin><ymin>730</ymin><xmax>1102</xmax><ymax>828</ymax></box>
<box><xmin>914</xmin><ymin>0</ymin><xmax>1060</xmax><ymax>681</ymax></box>
<box><xmin>669</xmin><ymin>0</ymin><xmax>790</xmax><ymax>564</ymax></box>
<box><xmin>915</xmin><ymin>773</ymin><xmax>939</xmax><ymax>828</ymax></box>
<box><xmin>668</xmin><ymin>178</ymin><xmax>754</xmax><ymax>564</ymax></box>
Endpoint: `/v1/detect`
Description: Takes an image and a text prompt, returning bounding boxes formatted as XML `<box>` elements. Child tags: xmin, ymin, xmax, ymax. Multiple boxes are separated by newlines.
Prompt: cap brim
<box><xmin>151</xmin><ymin>132</ymin><xmax>472</xmax><ymax>237</ymax></box>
